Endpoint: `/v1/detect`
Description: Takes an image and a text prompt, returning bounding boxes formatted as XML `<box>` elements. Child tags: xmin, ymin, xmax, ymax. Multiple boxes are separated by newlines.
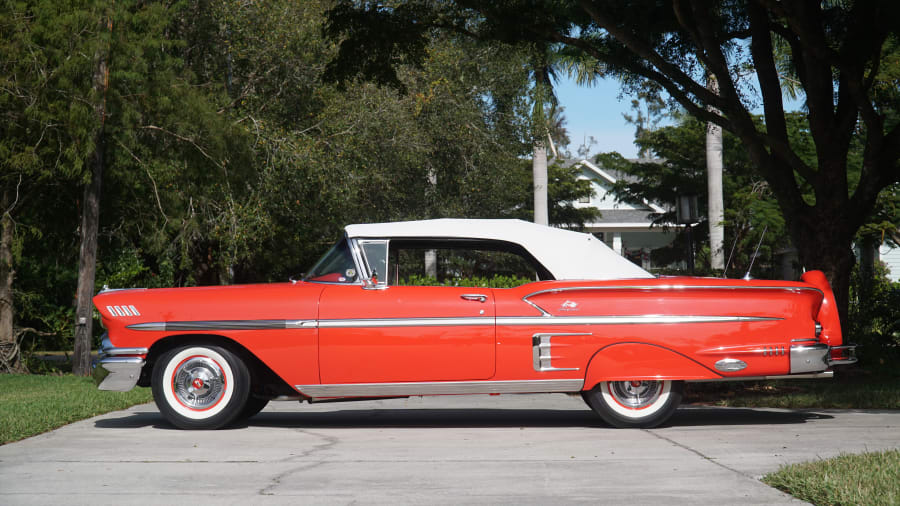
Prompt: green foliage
<box><xmin>5</xmin><ymin>0</ymin><xmax>596</xmax><ymax>352</ymax></box>
<box><xmin>323</xmin><ymin>0</ymin><xmax>900</xmax><ymax>334</ymax></box>
<box><xmin>685</xmin><ymin>378</ymin><xmax>900</xmax><ymax>410</ymax></box>
<box><xmin>0</xmin><ymin>374</ymin><xmax>152</xmax><ymax>444</ymax></box>
<box><xmin>596</xmin><ymin>113</ymin><xmax>788</xmax><ymax>277</ymax></box>
<box><xmin>848</xmin><ymin>263</ymin><xmax>900</xmax><ymax>368</ymax></box>
<box><xmin>400</xmin><ymin>274</ymin><xmax>534</xmax><ymax>288</ymax></box>
<box><xmin>546</xmin><ymin>163</ymin><xmax>600</xmax><ymax>229</ymax></box>
<box><xmin>858</xmin><ymin>183</ymin><xmax>900</xmax><ymax>248</ymax></box>
<box><xmin>763</xmin><ymin>450</ymin><xmax>900</xmax><ymax>506</ymax></box>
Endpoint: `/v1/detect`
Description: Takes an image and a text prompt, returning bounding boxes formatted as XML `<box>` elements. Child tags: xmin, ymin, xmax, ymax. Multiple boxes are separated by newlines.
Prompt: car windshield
<box><xmin>304</xmin><ymin>238</ymin><xmax>360</xmax><ymax>284</ymax></box>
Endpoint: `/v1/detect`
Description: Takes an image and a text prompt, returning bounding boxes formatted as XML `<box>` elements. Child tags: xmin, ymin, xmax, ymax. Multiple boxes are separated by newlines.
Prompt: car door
<box><xmin>317</xmin><ymin>284</ymin><xmax>496</xmax><ymax>383</ymax></box>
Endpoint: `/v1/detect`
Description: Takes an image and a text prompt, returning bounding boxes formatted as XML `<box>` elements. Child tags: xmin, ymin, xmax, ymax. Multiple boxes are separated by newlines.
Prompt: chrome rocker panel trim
<box><xmin>687</xmin><ymin>371</ymin><xmax>834</xmax><ymax>382</ymax></box>
<box><xmin>93</xmin><ymin>336</ymin><xmax>148</xmax><ymax>392</ymax></box>
<box><xmin>295</xmin><ymin>379</ymin><xmax>585</xmax><ymax>398</ymax></box>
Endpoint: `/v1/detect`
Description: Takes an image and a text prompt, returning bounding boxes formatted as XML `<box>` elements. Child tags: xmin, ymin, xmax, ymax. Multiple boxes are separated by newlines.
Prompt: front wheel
<box><xmin>152</xmin><ymin>344</ymin><xmax>250</xmax><ymax>430</ymax></box>
<box><xmin>238</xmin><ymin>395</ymin><xmax>270</xmax><ymax>421</ymax></box>
<box><xmin>582</xmin><ymin>380</ymin><xmax>683</xmax><ymax>428</ymax></box>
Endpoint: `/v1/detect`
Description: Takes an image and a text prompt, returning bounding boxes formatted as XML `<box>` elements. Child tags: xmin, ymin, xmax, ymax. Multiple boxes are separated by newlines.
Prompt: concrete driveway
<box><xmin>1</xmin><ymin>394</ymin><xmax>897</xmax><ymax>505</ymax></box>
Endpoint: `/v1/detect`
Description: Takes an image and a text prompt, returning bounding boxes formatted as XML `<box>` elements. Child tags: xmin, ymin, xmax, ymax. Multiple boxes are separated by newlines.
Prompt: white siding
<box><xmin>576</xmin><ymin>169</ymin><xmax>641</xmax><ymax>211</ymax></box>
<box><xmin>879</xmin><ymin>244</ymin><xmax>900</xmax><ymax>282</ymax></box>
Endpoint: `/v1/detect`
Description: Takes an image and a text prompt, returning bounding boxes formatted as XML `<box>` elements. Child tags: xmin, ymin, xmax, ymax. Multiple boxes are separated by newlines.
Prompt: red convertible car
<box><xmin>93</xmin><ymin>219</ymin><xmax>855</xmax><ymax>429</ymax></box>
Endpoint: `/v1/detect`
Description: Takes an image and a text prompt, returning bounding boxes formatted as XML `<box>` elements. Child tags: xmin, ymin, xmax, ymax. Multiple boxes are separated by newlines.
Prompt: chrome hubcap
<box><xmin>173</xmin><ymin>356</ymin><xmax>226</xmax><ymax>409</ymax></box>
<box><xmin>609</xmin><ymin>380</ymin><xmax>662</xmax><ymax>409</ymax></box>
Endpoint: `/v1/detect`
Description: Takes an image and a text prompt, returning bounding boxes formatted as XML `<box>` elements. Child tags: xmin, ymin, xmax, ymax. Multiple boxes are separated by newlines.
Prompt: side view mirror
<box><xmin>362</xmin><ymin>270</ymin><xmax>387</xmax><ymax>290</ymax></box>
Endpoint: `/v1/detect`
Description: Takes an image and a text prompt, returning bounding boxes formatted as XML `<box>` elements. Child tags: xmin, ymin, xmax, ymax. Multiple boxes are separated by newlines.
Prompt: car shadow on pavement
<box><xmin>94</xmin><ymin>406</ymin><xmax>833</xmax><ymax>431</ymax></box>
<box><xmin>669</xmin><ymin>406</ymin><xmax>834</xmax><ymax>427</ymax></box>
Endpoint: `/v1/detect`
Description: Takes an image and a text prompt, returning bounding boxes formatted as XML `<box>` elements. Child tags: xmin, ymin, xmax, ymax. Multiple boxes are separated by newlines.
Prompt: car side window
<box><xmin>359</xmin><ymin>240</ymin><xmax>389</xmax><ymax>284</ymax></box>
<box><xmin>387</xmin><ymin>240</ymin><xmax>546</xmax><ymax>287</ymax></box>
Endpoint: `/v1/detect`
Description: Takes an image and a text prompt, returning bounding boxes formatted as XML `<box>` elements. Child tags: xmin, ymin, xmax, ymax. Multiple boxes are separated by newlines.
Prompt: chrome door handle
<box><xmin>460</xmin><ymin>294</ymin><xmax>487</xmax><ymax>303</ymax></box>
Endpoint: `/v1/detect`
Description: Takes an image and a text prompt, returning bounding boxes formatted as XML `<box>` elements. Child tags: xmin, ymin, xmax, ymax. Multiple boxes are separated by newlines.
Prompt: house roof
<box><xmin>345</xmin><ymin>219</ymin><xmax>653</xmax><ymax>280</ymax></box>
<box><xmin>565</xmin><ymin>158</ymin><xmax>667</xmax><ymax>214</ymax></box>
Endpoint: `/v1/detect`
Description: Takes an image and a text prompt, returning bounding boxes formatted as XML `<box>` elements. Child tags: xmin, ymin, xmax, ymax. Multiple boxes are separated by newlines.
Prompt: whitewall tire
<box><xmin>582</xmin><ymin>380</ymin><xmax>683</xmax><ymax>428</ymax></box>
<box><xmin>152</xmin><ymin>344</ymin><xmax>250</xmax><ymax>430</ymax></box>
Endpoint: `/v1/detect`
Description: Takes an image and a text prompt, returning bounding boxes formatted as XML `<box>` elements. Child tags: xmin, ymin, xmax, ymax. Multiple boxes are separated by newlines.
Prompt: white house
<box><xmin>878</xmin><ymin>243</ymin><xmax>900</xmax><ymax>282</ymax></box>
<box><xmin>567</xmin><ymin>158</ymin><xmax>679</xmax><ymax>270</ymax></box>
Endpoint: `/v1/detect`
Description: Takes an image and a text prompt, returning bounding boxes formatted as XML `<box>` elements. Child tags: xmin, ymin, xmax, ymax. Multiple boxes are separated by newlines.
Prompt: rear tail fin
<box><xmin>800</xmin><ymin>270</ymin><xmax>842</xmax><ymax>350</ymax></box>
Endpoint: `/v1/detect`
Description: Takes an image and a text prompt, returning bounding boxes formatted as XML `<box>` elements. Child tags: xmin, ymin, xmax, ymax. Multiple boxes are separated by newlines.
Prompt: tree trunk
<box><xmin>857</xmin><ymin>236</ymin><xmax>878</xmax><ymax>303</ymax></box>
<box><xmin>72</xmin><ymin>146</ymin><xmax>103</xmax><ymax>376</ymax></box>
<box><xmin>533</xmin><ymin>141</ymin><xmax>549</xmax><ymax>226</ymax></box>
<box><xmin>791</xmin><ymin>211</ymin><xmax>855</xmax><ymax>331</ymax></box>
<box><xmin>72</xmin><ymin>13</ymin><xmax>110</xmax><ymax>376</ymax></box>
<box><xmin>0</xmin><ymin>188</ymin><xmax>24</xmax><ymax>373</ymax></box>
<box><xmin>706</xmin><ymin>75</ymin><xmax>725</xmax><ymax>270</ymax></box>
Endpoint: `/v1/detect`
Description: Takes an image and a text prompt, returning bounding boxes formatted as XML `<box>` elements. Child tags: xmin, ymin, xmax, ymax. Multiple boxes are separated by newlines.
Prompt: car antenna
<box><xmin>742</xmin><ymin>225</ymin><xmax>768</xmax><ymax>280</ymax></box>
<box><xmin>722</xmin><ymin>229</ymin><xmax>741</xmax><ymax>278</ymax></box>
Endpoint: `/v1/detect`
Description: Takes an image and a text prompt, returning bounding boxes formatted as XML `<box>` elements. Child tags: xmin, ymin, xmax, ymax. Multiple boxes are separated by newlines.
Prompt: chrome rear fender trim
<box><xmin>686</xmin><ymin>371</ymin><xmax>834</xmax><ymax>382</ymax></box>
<box><xmin>497</xmin><ymin>315</ymin><xmax>781</xmax><ymax>326</ymax></box>
<box><xmin>523</xmin><ymin>284</ymin><xmax>822</xmax><ymax>316</ymax></box>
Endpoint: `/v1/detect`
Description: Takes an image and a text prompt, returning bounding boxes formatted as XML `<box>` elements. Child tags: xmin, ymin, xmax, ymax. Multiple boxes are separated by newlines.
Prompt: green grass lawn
<box><xmin>0</xmin><ymin>374</ymin><xmax>152</xmax><ymax>445</ymax></box>
<box><xmin>686</xmin><ymin>375</ymin><xmax>900</xmax><ymax>505</ymax></box>
<box><xmin>763</xmin><ymin>450</ymin><xmax>900</xmax><ymax>506</ymax></box>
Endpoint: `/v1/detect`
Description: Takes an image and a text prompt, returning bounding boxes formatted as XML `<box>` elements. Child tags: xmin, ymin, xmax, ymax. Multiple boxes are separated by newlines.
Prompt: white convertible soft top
<box><xmin>345</xmin><ymin>219</ymin><xmax>653</xmax><ymax>280</ymax></box>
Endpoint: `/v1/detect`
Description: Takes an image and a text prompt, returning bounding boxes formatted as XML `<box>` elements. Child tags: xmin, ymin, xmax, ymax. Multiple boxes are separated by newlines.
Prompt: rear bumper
<box><xmin>92</xmin><ymin>335</ymin><xmax>148</xmax><ymax>391</ymax></box>
<box><xmin>790</xmin><ymin>343</ymin><xmax>857</xmax><ymax>373</ymax></box>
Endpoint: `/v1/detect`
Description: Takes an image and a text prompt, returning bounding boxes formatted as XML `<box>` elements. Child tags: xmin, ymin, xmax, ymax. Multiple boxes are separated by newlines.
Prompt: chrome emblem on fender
<box><xmin>560</xmin><ymin>300</ymin><xmax>579</xmax><ymax>311</ymax></box>
<box><xmin>106</xmin><ymin>305</ymin><xmax>141</xmax><ymax>317</ymax></box>
<box><xmin>715</xmin><ymin>358</ymin><xmax>748</xmax><ymax>372</ymax></box>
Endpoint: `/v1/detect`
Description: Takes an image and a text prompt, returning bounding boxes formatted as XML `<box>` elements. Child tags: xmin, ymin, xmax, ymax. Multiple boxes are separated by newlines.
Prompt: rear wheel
<box><xmin>152</xmin><ymin>344</ymin><xmax>250</xmax><ymax>429</ymax></box>
<box><xmin>582</xmin><ymin>380</ymin><xmax>683</xmax><ymax>428</ymax></box>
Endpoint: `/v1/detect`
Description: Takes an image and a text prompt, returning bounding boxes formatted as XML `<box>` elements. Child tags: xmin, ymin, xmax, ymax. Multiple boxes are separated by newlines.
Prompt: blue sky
<box><xmin>556</xmin><ymin>74</ymin><xmax>807</xmax><ymax>160</ymax></box>
<box><xmin>555</xmin><ymin>75</ymin><xmax>644</xmax><ymax>159</ymax></box>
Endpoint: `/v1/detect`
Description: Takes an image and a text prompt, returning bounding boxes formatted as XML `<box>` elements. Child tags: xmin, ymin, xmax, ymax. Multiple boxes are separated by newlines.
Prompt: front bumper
<box><xmin>92</xmin><ymin>335</ymin><xmax>148</xmax><ymax>391</ymax></box>
<box><xmin>790</xmin><ymin>342</ymin><xmax>857</xmax><ymax>373</ymax></box>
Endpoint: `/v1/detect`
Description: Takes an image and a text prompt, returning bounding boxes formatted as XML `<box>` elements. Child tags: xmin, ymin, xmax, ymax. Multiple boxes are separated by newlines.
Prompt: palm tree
<box><xmin>529</xmin><ymin>47</ymin><xmax>557</xmax><ymax>226</ymax></box>
<box><xmin>530</xmin><ymin>46</ymin><xmax>607</xmax><ymax>225</ymax></box>
<box><xmin>706</xmin><ymin>72</ymin><xmax>725</xmax><ymax>270</ymax></box>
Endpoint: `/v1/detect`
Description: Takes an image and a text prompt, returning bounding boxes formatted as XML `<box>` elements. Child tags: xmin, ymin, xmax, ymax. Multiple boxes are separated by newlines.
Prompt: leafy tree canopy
<box><xmin>325</xmin><ymin>0</ymin><xmax>900</xmax><ymax>321</ymax></box>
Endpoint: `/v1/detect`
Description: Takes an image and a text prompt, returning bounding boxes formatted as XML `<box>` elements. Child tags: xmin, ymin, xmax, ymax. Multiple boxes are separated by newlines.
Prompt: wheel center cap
<box><xmin>192</xmin><ymin>378</ymin><xmax>205</xmax><ymax>389</ymax></box>
<box><xmin>630</xmin><ymin>381</ymin><xmax>642</xmax><ymax>387</ymax></box>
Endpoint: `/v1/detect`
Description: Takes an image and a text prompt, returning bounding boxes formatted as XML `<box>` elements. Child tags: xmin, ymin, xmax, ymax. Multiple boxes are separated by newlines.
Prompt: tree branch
<box><xmin>139</xmin><ymin>125</ymin><xmax>224</xmax><ymax>170</ymax></box>
<box><xmin>552</xmin><ymin>32</ymin><xmax>730</xmax><ymax>131</ymax></box>
<box><xmin>576</xmin><ymin>0</ymin><xmax>724</xmax><ymax>110</ymax></box>
<box><xmin>114</xmin><ymin>138</ymin><xmax>169</xmax><ymax>228</ymax></box>
<box><xmin>747</xmin><ymin>2</ymin><xmax>787</xmax><ymax>143</ymax></box>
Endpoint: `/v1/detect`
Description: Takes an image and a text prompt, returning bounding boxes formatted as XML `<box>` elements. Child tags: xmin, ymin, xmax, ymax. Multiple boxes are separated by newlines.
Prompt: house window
<box><xmin>578</xmin><ymin>194</ymin><xmax>590</xmax><ymax>204</ymax></box>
